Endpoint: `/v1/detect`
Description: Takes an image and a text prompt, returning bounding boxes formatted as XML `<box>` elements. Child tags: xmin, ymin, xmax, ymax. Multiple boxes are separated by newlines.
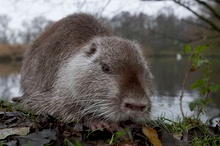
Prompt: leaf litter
<box><xmin>0</xmin><ymin>100</ymin><xmax>219</xmax><ymax>146</ymax></box>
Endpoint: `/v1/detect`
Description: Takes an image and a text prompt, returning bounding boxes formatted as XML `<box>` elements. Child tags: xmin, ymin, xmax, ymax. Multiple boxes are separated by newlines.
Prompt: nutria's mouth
<box><xmin>119</xmin><ymin>118</ymin><xmax>139</xmax><ymax>125</ymax></box>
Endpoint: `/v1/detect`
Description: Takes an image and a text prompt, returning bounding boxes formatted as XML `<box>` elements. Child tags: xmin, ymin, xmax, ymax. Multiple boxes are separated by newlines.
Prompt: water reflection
<box><xmin>149</xmin><ymin>56</ymin><xmax>220</xmax><ymax>123</ymax></box>
<box><xmin>0</xmin><ymin>62</ymin><xmax>21</xmax><ymax>100</ymax></box>
<box><xmin>0</xmin><ymin>57</ymin><xmax>220</xmax><ymax>123</ymax></box>
<box><xmin>0</xmin><ymin>74</ymin><xmax>21</xmax><ymax>100</ymax></box>
<box><xmin>152</xmin><ymin>90</ymin><xmax>220</xmax><ymax>124</ymax></box>
<box><xmin>150</xmin><ymin>57</ymin><xmax>220</xmax><ymax>108</ymax></box>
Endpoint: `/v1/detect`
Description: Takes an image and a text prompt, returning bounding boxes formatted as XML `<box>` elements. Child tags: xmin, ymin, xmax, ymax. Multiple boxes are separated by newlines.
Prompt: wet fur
<box><xmin>20</xmin><ymin>13</ymin><xmax>154</xmax><ymax>126</ymax></box>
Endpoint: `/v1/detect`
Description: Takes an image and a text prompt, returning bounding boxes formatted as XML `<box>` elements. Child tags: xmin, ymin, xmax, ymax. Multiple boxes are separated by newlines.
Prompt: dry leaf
<box><xmin>14</xmin><ymin>129</ymin><xmax>57</xmax><ymax>146</ymax></box>
<box><xmin>142</xmin><ymin>126</ymin><xmax>162</xmax><ymax>146</ymax></box>
<box><xmin>0</xmin><ymin>127</ymin><xmax>30</xmax><ymax>140</ymax></box>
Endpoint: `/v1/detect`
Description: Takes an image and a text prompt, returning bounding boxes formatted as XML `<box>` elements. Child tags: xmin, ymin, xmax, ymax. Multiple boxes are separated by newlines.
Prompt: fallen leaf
<box><xmin>160</xmin><ymin>131</ymin><xmax>191</xmax><ymax>146</ymax></box>
<box><xmin>142</xmin><ymin>126</ymin><xmax>162</xmax><ymax>146</ymax></box>
<box><xmin>14</xmin><ymin>129</ymin><xmax>58</xmax><ymax>146</ymax></box>
<box><xmin>0</xmin><ymin>127</ymin><xmax>30</xmax><ymax>140</ymax></box>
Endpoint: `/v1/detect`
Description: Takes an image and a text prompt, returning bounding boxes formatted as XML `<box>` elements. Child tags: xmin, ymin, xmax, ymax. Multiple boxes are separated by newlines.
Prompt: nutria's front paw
<box><xmin>90</xmin><ymin>121</ymin><xmax>122</xmax><ymax>133</ymax></box>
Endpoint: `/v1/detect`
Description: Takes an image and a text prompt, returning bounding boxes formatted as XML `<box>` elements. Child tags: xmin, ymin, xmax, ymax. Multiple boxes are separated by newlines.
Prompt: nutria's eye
<box><xmin>102</xmin><ymin>64</ymin><xmax>110</xmax><ymax>73</ymax></box>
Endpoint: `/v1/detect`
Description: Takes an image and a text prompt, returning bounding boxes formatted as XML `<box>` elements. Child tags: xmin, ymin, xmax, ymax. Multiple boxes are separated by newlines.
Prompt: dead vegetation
<box><xmin>0</xmin><ymin>44</ymin><xmax>26</xmax><ymax>62</ymax></box>
<box><xmin>0</xmin><ymin>100</ymin><xmax>219</xmax><ymax>146</ymax></box>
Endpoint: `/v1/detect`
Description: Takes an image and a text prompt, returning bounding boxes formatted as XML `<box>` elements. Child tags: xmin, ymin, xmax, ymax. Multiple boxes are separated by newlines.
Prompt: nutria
<box><xmin>19</xmin><ymin>13</ymin><xmax>154</xmax><ymax>131</ymax></box>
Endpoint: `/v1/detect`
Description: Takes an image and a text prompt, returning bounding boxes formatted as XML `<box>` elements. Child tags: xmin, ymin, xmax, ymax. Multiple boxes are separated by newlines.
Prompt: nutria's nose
<box><xmin>125</xmin><ymin>103</ymin><xmax>146</xmax><ymax>111</ymax></box>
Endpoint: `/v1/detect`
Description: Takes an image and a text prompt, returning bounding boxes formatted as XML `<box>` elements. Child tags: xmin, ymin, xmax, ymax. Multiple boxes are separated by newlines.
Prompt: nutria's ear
<box><xmin>85</xmin><ymin>43</ymin><xmax>97</xmax><ymax>57</ymax></box>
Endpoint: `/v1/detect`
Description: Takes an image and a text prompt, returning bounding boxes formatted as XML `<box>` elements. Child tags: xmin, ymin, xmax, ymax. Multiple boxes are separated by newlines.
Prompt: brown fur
<box><xmin>19</xmin><ymin>13</ymin><xmax>154</xmax><ymax>127</ymax></box>
<box><xmin>20</xmin><ymin>13</ymin><xmax>112</xmax><ymax>96</ymax></box>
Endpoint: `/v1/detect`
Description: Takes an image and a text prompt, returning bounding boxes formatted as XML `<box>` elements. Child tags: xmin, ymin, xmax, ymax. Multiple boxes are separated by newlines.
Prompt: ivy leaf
<box><xmin>189</xmin><ymin>101</ymin><xmax>196</xmax><ymax>111</ymax></box>
<box><xmin>192</xmin><ymin>55</ymin><xmax>199</xmax><ymax>69</ymax></box>
<box><xmin>197</xmin><ymin>98</ymin><xmax>211</xmax><ymax>108</ymax></box>
<box><xmin>197</xmin><ymin>45</ymin><xmax>208</xmax><ymax>52</ymax></box>
<box><xmin>200</xmin><ymin>87</ymin><xmax>207</xmax><ymax>95</ymax></box>
<box><xmin>190</xmin><ymin>79</ymin><xmax>204</xmax><ymax>90</ymax></box>
<box><xmin>209</xmin><ymin>84</ymin><xmax>220</xmax><ymax>93</ymax></box>
<box><xmin>194</xmin><ymin>45</ymin><xmax>208</xmax><ymax>54</ymax></box>
<box><xmin>184</xmin><ymin>44</ymin><xmax>191</xmax><ymax>54</ymax></box>
<box><xmin>197</xmin><ymin>59</ymin><xmax>208</xmax><ymax>68</ymax></box>
<box><xmin>190</xmin><ymin>82</ymin><xmax>199</xmax><ymax>90</ymax></box>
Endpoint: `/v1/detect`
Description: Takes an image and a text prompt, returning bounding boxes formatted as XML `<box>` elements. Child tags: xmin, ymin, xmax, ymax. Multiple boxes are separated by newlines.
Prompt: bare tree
<box><xmin>141</xmin><ymin>0</ymin><xmax>220</xmax><ymax>33</ymax></box>
<box><xmin>0</xmin><ymin>15</ymin><xmax>11</xmax><ymax>44</ymax></box>
<box><xmin>20</xmin><ymin>16</ymin><xmax>53</xmax><ymax>44</ymax></box>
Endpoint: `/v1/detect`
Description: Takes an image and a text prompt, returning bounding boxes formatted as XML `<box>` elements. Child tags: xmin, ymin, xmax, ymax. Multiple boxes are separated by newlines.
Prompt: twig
<box><xmin>197</xmin><ymin>90</ymin><xmax>210</xmax><ymax>119</ymax></box>
<box><xmin>179</xmin><ymin>48</ymin><xmax>195</xmax><ymax>118</ymax></box>
<box><xmin>173</xmin><ymin>0</ymin><xmax>220</xmax><ymax>33</ymax></box>
<box><xmin>181</xmin><ymin>19</ymin><xmax>213</xmax><ymax>30</ymax></box>
<box><xmin>196</xmin><ymin>0</ymin><xmax>220</xmax><ymax>20</ymax></box>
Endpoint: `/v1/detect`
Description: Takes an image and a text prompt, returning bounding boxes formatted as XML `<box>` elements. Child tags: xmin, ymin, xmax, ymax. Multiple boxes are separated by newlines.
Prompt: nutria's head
<box><xmin>54</xmin><ymin>36</ymin><xmax>154</xmax><ymax>123</ymax></box>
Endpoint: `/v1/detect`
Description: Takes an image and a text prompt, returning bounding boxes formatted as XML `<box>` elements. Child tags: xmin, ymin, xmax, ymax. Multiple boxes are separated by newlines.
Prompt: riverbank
<box><xmin>0</xmin><ymin>100</ymin><xmax>219</xmax><ymax>146</ymax></box>
<box><xmin>1</xmin><ymin>44</ymin><xmax>220</xmax><ymax>63</ymax></box>
<box><xmin>0</xmin><ymin>44</ymin><xmax>27</xmax><ymax>62</ymax></box>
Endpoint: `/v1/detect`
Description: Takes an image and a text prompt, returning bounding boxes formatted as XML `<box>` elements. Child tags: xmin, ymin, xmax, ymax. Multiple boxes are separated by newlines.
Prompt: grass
<box><xmin>156</xmin><ymin>116</ymin><xmax>220</xmax><ymax>146</ymax></box>
<box><xmin>192</xmin><ymin>135</ymin><xmax>220</xmax><ymax>146</ymax></box>
<box><xmin>0</xmin><ymin>98</ymin><xmax>219</xmax><ymax>145</ymax></box>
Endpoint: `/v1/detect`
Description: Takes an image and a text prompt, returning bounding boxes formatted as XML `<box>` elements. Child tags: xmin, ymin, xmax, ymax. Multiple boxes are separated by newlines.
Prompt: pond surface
<box><xmin>0</xmin><ymin>57</ymin><xmax>220</xmax><ymax>123</ymax></box>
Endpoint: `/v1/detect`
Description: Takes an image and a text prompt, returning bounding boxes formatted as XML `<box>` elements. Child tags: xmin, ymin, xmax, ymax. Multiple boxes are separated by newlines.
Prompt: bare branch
<box><xmin>99</xmin><ymin>0</ymin><xmax>112</xmax><ymax>16</ymax></box>
<box><xmin>213</xmin><ymin>0</ymin><xmax>220</xmax><ymax>4</ymax></box>
<box><xmin>148</xmin><ymin>29</ymin><xmax>189</xmax><ymax>43</ymax></box>
<box><xmin>141</xmin><ymin>0</ymin><xmax>171</xmax><ymax>1</ymax></box>
<box><xmin>196</xmin><ymin>0</ymin><xmax>220</xmax><ymax>20</ymax></box>
<box><xmin>141</xmin><ymin>0</ymin><xmax>220</xmax><ymax>33</ymax></box>
<box><xmin>181</xmin><ymin>19</ymin><xmax>213</xmax><ymax>30</ymax></box>
<box><xmin>173</xmin><ymin>0</ymin><xmax>220</xmax><ymax>33</ymax></box>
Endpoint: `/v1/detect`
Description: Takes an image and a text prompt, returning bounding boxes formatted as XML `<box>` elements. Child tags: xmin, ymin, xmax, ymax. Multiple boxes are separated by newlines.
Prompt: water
<box><xmin>0</xmin><ymin>57</ymin><xmax>220</xmax><ymax>123</ymax></box>
<box><xmin>0</xmin><ymin>62</ymin><xmax>21</xmax><ymax>100</ymax></box>
<box><xmin>0</xmin><ymin>74</ymin><xmax>20</xmax><ymax>100</ymax></box>
<box><xmin>150</xmin><ymin>57</ymin><xmax>220</xmax><ymax>123</ymax></box>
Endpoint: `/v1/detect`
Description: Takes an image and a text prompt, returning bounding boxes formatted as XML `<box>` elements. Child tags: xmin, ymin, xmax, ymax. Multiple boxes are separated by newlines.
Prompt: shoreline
<box><xmin>1</xmin><ymin>44</ymin><xmax>220</xmax><ymax>63</ymax></box>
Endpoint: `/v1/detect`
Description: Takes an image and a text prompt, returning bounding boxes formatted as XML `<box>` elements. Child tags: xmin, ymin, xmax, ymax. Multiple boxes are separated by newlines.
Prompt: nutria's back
<box><xmin>20</xmin><ymin>13</ymin><xmax>113</xmax><ymax>96</ymax></box>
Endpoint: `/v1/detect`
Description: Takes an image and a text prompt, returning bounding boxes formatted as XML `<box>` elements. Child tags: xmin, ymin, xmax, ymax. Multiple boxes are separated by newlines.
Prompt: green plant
<box><xmin>63</xmin><ymin>138</ymin><xmax>81</xmax><ymax>146</ymax></box>
<box><xmin>107</xmin><ymin>129</ymin><xmax>128</xmax><ymax>144</ymax></box>
<box><xmin>21</xmin><ymin>112</ymin><xmax>35</xmax><ymax>120</ymax></box>
<box><xmin>44</xmin><ymin>142</ymin><xmax>53</xmax><ymax>146</ymax></box>
<box><xmin>180</xmin><ymin>44</ymin><xmax>220</xmax><ymax>118</ymax></box>
<box><xmin>0</xmin><ymin>100</ymin><xmax>13</xmax><ymax>112</ymax></box>
<box><xmin>85</xmin><ymin>129</ymin><xmax>98</xmax><ymax>140</ymax></box>
<box><xmin>192</xmin><ymin>134</ymin><xmax>220</xmax><ymax>146</ymax></box>
<box><xmin>158</xmin><ymin>116</ymin><xmax>201</xmax><ymax>134</ymax></box>
<box><xmin>75</xmin><ymin>140</ymin><xmax>82</xmax><ymax>146</ymax></box>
